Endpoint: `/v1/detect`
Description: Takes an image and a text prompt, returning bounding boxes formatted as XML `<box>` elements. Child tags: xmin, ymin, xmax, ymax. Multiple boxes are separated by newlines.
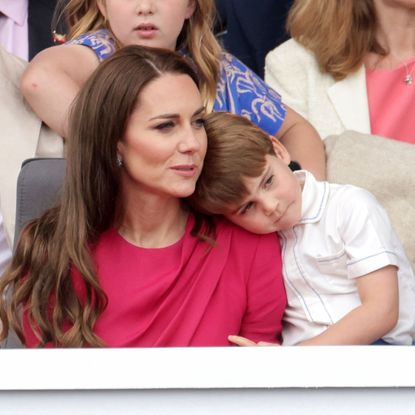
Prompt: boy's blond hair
<box><xmin>190</xmin><ymin>112</ymin><xmax>275</xmax><ymax>215</ymax></box>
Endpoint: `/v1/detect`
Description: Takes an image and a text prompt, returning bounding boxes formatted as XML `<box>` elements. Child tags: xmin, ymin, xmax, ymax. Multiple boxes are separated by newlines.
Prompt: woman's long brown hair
<box><xmin>0</xmin><ymin>45</ymin><xmax>202</xmax><ymax>347</ymax></box>
<box><xmin>287</xmin><ymin>0</ymin><xmax>383</xmax><ymax>80</ymax></box>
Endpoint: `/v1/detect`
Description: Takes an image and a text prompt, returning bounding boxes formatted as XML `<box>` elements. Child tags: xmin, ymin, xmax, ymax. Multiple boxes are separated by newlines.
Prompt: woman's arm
<box><xmin>20</xmin><ymin>44</ymin><xmax>99</xmax><ymax>138</ymax></box>
<box><xmin>238</xmin><ymin>233</ymin><xmax>286</xmax><ymax>344</ymax></box>
<box><xmin>276</xmin><ymin>105</ymin><xmax>326</xmax><ymax>180</ymax></box>
<box><xmin>299</xmin><ymin>265</ymin><xmax>399</xmax><ymax>345</ymax></box>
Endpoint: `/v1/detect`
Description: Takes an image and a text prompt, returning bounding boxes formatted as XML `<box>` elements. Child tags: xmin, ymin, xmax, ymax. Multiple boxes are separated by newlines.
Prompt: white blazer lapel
<box><xmin>327</xmin><ymin>67</ymin><xmax>371</xmax><ymax>134</ymax></box>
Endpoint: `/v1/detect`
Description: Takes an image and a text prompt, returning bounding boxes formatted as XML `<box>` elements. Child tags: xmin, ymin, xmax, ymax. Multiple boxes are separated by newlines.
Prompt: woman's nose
<box><xmin>179</xmin><ymin>129</ymin><xmax>203</xmax><ymax>153</ymax></box>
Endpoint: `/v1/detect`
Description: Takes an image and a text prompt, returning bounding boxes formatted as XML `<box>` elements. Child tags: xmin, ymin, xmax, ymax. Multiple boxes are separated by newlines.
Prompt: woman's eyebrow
<box><xmin>149</xmin><ymin>106</ymin><xmax>206</xmax><ymax>121</ymax></box>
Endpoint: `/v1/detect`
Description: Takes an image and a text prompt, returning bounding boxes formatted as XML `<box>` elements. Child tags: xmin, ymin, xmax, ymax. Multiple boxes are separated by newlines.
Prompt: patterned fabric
<box><xmin>67</xmin><ymin>30</ymin><xmax>286</xmax><ymax>135</ymax></box>
<box><xmin>214</xmin><ymin>52</ymin><xmax>285</xmax><ymax>136</ymax></box>
<box><xmin>66</xmin><ymin>29</ymin><xmax>116</xmax><ymax>62</ymax></box>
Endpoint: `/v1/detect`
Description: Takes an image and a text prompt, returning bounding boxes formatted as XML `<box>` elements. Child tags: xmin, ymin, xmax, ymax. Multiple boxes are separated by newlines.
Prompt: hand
<box><xmin>228</xmin><ymin>335</ymin><xmax>280</xmax><ymax>347</ymax></box>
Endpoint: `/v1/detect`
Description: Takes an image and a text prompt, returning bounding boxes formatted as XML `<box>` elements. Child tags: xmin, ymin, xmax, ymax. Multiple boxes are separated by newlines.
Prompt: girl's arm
<box><xmin>276</xmin><ymin>105</ymin><xmax>326</xmax><ymax>180</ymax></box>
<box><xmin>299</xmin><ymin>265</ymin><xmax>399</xmax><ymax>345</ymax></box>
<box><xmin>20</xmin><ymin>44</ymin><xmax>99</xmax><ymax>138</ymax></box>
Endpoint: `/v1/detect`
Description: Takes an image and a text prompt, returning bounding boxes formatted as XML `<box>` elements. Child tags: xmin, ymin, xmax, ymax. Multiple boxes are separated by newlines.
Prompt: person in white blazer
<box><xmin>265</xmin><ymin>0</ymin><xmax>415</xmax><ymax>142</ymax></box>
<box><xmin>265</xmin><ymin>39</ymin><xmax>370</xmax><ymax>140</ymax></box>
<box><xmin>0</xmin><ymin>46</ymin><xmax>63</xmax><ymax>250</ymax></box>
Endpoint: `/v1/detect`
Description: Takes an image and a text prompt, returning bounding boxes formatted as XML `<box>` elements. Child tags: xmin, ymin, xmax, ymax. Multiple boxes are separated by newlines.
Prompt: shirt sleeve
<box><xmin>66</xmin><ymin>29</ymin><xmax>116</xmax><ymax>61</ymax></box>
<box><xmin>239</xmin><ymin>232</ymin><xmax>286</xmax><ymax>343</ymax></box>
<box><xmin>214</xmin><ymin>53</ymin><xmax>286</xmax><ymax>136</ymax></box>
<box><xmin>338</xmin><ymin>187</ymin><xmax>402</xmax><ymax>278</ymax></box>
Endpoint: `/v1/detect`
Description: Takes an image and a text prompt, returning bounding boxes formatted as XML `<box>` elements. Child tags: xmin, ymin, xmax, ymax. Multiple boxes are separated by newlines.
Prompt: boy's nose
<box><xmin>262</xmin><ymin>197</ymin><xmax>278</xmax><ymax>216</ymax></box>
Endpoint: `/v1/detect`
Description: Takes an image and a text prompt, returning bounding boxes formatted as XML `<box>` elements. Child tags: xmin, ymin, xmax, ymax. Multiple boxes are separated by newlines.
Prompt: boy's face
<box><xmin>224</xmin><ymin>153</ymin><xmax>303</xmax><ymax>234</ymax></box>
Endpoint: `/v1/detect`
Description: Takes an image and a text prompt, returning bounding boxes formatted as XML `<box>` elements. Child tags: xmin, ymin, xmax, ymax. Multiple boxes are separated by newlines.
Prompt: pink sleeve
<box><xmin>239</xmin><ymin>233</ymin><xmax>286</xmax><ymax>343</ymax></box>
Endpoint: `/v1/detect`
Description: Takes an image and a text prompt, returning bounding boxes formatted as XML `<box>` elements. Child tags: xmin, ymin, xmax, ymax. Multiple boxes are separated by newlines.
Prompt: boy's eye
<box><xmin>240</xmin><ymin>201</ymin><xmax>254</xmax><ymax>215</ymax></box>
<box><xmin>155</xmin><ymin>121</ymin><xmax>175</xmax><ymax>130</ymax></box>
<box><xmin>264</xmin><ymin>175</ymin><xmax>274</xmax><ymax>188</ymax></box>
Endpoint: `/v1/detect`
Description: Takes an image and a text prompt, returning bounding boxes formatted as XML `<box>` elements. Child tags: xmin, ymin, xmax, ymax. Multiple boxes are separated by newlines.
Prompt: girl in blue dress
<box><xmin>21</xmin><ymin>0</ymin><xmax>325</xmax><ymax>179</ymax></box>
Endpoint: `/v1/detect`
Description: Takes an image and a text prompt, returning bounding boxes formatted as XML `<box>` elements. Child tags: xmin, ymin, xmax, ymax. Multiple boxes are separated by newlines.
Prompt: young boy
<box><xmin>191</xmin><ymin>112</ymin><xmax>415</xmax><ymax>345</ymax></box>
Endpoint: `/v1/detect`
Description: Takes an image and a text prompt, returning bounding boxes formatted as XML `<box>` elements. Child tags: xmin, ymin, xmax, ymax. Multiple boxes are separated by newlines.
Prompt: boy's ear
<box><xmin>269</xmin><ymin>136</ymin><xmax>291</xmax><ymax>165</ymax></box>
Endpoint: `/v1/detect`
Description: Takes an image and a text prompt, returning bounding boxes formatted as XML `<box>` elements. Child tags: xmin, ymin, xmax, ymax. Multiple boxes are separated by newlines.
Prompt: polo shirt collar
<box><xmin>0</xmin><ymin>0</ymin><xmax>28</xmax><ymax>26</ymax></box>
<box><xmin>294</xmin><ymin>170</ymin><xmax>329</xmax><ymax>224</ymax></box>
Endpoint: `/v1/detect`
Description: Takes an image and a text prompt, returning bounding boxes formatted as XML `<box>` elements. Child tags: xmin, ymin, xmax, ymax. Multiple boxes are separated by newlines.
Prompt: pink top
<box><xmin>366</xmin><ymin>59</ymin><xmax>415</xmax><ymax>144</ymax></box>
<box><xmin>24</xmin><ymin>216</ymin><xmax>286</xmax><ymax>347</ymax></box>
<box><xmin>0</xmin><ymin>0</ymin><xmax>28</xmax><ymax>60</ymax></box>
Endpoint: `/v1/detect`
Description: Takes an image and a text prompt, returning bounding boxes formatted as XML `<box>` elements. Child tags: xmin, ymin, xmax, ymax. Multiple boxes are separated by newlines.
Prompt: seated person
<box><xmin>0</xmin><ymin>0</ymin><xmax>57</xmax><ymax>60</ymax></box>
<box><xmin>190</xmin><ymin>112</ymin><xmax>415</xmax><ymax>345</ymax></box>
<box><xmin>0</xmin><ymin>46</ymin><xmax>286</xmax><ymax>348</ymax></box>
<box><xmin>0</xmin><ymin>45</ymin><xmax>62</xmax><ymax>251</ymax></box>
<box><xmin>265</xmin><ymin>0</ymin><xmax>415</xmax><ymax>143</ymax></box>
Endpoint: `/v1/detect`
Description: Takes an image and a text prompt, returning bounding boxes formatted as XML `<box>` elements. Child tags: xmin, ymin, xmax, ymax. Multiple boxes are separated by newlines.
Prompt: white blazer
<box><xmin>265</xmin><ymin>38</ymin><xmax>371</xmax><ymax>139</ymax></box>
<box><xmin>0</xmin><ymin>47</ymin><xmax>63</xmax><ymax>246</ymax></box>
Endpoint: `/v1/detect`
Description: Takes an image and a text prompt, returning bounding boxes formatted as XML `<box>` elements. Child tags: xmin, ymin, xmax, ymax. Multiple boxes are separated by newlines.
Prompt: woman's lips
<box><xmin>170</xmin><ymin>164</ymin><xmax>198</xmax><ymax>177</ymax></box>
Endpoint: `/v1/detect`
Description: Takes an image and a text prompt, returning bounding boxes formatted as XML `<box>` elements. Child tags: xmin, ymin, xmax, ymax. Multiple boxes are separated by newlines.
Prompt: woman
<box><xmin>265</xmin><ymin>0</ymin><xmax>415</xmax><ymax>143</ymax></box>
<box><xmin>0</xmin><ymin>46</ymin><xmax>286</xmax><ymax>347</ymax></box>
<box><xmin>20</xmin><ymin>0</ymin><xmax>325</xmax><ymax>179</ymax></box>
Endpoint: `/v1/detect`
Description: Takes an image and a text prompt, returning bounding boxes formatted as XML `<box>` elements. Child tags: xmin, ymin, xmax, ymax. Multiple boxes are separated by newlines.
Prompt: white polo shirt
<box><xmin>280</xmin><ymin>171</ymin><xmax>415</xmax><ymax>345</ymax></box>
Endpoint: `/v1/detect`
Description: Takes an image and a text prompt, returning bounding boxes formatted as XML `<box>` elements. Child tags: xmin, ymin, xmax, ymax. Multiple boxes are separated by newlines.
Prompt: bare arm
<box><xmin>276</xmin><ymin>105</ymin><xmax>326</xmax><ymax>180</ymax></box>
<box><xmin>20</xmin><ymin>44</ymin><xmax>99</xmax><ymax>138</ymax></box>
<box><xmin>299</xmin><ymin>266</ymin><xmax>399</xmax><ymax>345</ymax></box>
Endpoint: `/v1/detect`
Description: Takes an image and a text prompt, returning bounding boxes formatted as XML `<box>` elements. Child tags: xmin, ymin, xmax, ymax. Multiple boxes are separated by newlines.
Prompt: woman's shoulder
<box><xmin>266</xmin><ymin>38</ymin><xmax>316</xmax><ymax>67</ymax></box>
<box><xmin>215</xmin><ymin>217</ymin><xmax>280</xmax><ymax>248</ymax></box>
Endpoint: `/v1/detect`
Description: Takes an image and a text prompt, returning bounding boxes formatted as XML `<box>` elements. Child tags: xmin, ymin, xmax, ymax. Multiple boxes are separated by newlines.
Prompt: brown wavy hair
<box><xmin>287</xmin><ymin>0</ymin><xmax>385</xmax><ymax>80</ymax></box>
<box><xmin>189</xmin><ymin>112</ymin><xmax>275</xmax><ymax>215</ymax></box>
<box><xmin>0</xmin><ymin>45</ymin><xmax>204</xmax><ymax>347</ymax></box>
<box><xmin>53</xmin><ymin>0</ymin><xmax>221</xmax><ymax>110</ymax></box>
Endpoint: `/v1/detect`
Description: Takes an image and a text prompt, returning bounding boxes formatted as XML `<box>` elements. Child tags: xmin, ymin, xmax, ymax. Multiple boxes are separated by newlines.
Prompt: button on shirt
<box><xmin>280</xmin><ymin>171</ymin><xmax>415</xmax><ymax>345</ymax></box>
<box><xmin>0</xmin><ymin>0</ymin><xmax>28</xmax><ymax>60</ymax></box>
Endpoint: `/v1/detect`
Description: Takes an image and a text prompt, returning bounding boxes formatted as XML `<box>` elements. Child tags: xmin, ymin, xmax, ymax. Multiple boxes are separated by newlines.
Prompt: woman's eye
<box><xmin>155</xmin><ymin>121</ymin><xmax>175</xmax><ymax>130</ymax></box>
<box><xmin>193</xmin><ymin>117</ymin><xmax>206</xmax><ymax>128</ymax></box>
<box><xmin>240</xmin><ymin>202</ymin><xmax>254</xmax><ymax>215</ymax></box>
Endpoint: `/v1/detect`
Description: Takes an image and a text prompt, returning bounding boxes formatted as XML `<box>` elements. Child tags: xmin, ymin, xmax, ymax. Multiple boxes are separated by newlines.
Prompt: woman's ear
<box><xmin>185</xmin><ymin>0</ymin><xmax>197</xmax><ymax>19</ymax></box>
<box><xmin>269</xmin><ymin>136</ymin><xmax>291</xmax><ymax>165</ymax></box>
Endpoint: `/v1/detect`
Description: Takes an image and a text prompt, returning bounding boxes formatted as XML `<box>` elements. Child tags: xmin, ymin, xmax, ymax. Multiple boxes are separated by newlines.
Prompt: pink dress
<box><xmin>366</xmin><ymin>59</ymin><xmax>415</xmax><ymax>144</ymax></box>
<box><xmin>24</xmin><ymin>216</ymin><xmax>286</xmax><ymax>347</ymax></box>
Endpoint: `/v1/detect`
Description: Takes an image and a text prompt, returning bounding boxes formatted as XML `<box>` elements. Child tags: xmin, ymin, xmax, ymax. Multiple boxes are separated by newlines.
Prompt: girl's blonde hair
<box><xmin>287</xmin><ymin>0</ymin><xmax>384</xmax><ymax>80</ymax></box>
<box><xmin>54</xmin><ymin>0</ymin><xmax>221</xmax><ymax>110</ymax></box>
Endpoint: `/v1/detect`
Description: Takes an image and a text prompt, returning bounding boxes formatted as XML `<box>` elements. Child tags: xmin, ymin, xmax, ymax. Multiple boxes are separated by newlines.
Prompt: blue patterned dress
<box><xmin>67</xmin><ymin>29</ymin><xmax>286</xmax><ymax>135</ymax></box>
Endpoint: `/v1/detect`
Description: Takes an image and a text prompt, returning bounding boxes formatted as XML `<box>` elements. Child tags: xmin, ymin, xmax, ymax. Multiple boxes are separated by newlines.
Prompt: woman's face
<box><xmin>374</xmin><ymin>0</ymin><xmax>415</xmax><ymax>10</ymax></box>
<box><xmin>118</xmin><ymin>73</ymin><xmax>207</xmax><ymax>200</ymax></box>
